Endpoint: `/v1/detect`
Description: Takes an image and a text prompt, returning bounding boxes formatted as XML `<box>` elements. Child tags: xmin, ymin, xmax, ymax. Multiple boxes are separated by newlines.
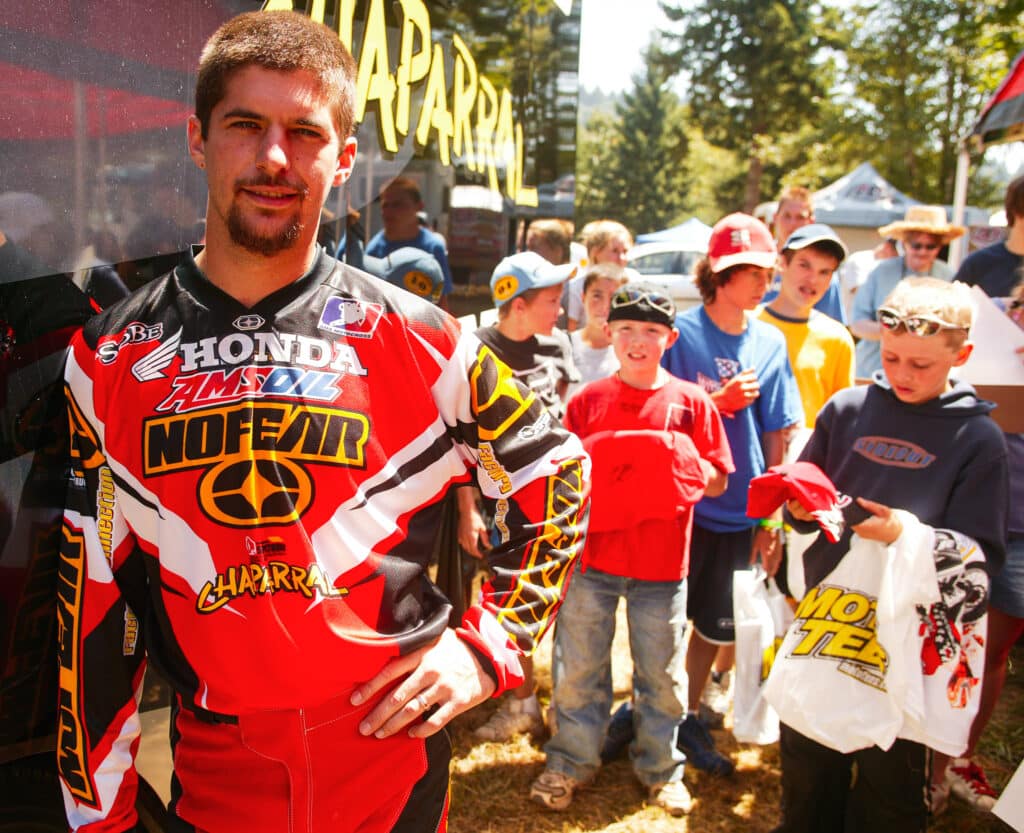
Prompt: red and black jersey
<box><xmin>57</xmin><ymin>249</ymin><xmax>588</xmax><ymax>830</ymax></box>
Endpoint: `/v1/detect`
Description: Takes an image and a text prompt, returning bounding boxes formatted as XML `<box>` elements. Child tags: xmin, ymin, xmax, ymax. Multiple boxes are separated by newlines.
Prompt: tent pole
<box><xmin>949</xmin><ymin>143</ymin><xmax>972</xmax><ymax>270</ymax></box>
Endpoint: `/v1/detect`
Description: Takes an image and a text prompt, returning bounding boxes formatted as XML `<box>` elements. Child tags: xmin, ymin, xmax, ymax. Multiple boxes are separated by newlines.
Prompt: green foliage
<box><xmin>579</xmin><ymin>0</ymin><xmax>1022</xmax><ymax>223</ymax></box>
<box><xmin>658</xmin><ymin>0</ymin><xmax>831</xmax><ymax>209</ymax></box>
<box><xmin>576</xmin><ymin>44</ymin><xmax>689</xmax><ymax>236</ymax></box>
<box><xmin>836</xmin><ymin>0</ymin><xmax>1021</xmax><ymax>205</ymax></box>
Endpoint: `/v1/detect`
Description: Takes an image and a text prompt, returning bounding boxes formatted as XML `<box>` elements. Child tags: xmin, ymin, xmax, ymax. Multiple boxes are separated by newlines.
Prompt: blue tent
<box><xmin>635</xmin><ymin>217</ymin><xmax>712</xmax><ymax>249</ymax></box>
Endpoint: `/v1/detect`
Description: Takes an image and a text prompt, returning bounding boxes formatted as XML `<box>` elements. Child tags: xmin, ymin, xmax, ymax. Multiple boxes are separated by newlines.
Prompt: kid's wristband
<box><xmin>758</xmin><ymin>518</ymin><xmax>784</xmax><ymax>530</ymax></box>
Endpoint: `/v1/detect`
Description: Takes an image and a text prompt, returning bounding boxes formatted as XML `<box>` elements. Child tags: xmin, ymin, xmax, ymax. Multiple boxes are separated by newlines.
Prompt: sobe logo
<box><xmin>143</xmin><ymin>401</ymin><xmax>370</xmax><ymax>527</ymax></box>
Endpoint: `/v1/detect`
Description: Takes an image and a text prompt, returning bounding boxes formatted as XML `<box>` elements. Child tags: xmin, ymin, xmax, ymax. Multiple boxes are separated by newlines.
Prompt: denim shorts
<box><xmin>990</xmin><ymin>533</ymin><xmax>1024</xmax><ymax>619</ymax></box>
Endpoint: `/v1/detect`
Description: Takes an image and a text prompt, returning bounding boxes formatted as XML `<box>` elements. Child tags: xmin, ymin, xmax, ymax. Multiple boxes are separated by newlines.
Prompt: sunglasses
<box><xmin>906</xmin><ymin>242</ymin><xmax>941</xmax><ymax>252</ymax></box>
<box><xmin>611</xmin><ymin>286</ymin><xmax>675</xmax><ymax>316</ymax></box>
<box><xmin>877</xmin><ymin>306</ymin><xmax>967</xmax><ymax>337</ymax></box>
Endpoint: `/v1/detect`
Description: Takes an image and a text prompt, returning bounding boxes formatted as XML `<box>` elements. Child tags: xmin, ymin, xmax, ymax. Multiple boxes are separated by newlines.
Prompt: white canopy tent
<box><xmin>760</xmin><ymin>163</ymin><xmax>989</xmax><ymax>254</ymax></box>
<box><xmin>812</xmin><ymin>162</ymin><xmax>921</xmax><ymax>228</ymax></box>
<box><xmin>635</xmin><ymin>217</ymin><xmax>713</xmax><ymax>248</ymax></box>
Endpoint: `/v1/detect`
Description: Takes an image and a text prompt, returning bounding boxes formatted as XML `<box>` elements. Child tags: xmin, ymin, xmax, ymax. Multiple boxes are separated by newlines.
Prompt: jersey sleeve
<box><xmin>942</xmin><ymin>423</ymin><xmax>1009</xmax><ymax>575</ymax></box>
<box><xmin>555</xmin><ymin>330</ymin><xmax>581</xmax><ymax>386</ymax></box>
<box><xmin>438</xmin><ymin>330</ymin><xmax>589</xmax><ymax>693</ymax></box>
<box><xmin>57</xmin><ymin>335</ymin><xmax>147</xmax><ymax>833</ymax></box>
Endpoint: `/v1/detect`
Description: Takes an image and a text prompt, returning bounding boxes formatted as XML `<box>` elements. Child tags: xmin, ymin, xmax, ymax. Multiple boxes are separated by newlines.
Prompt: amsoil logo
<box><xmin>853</xmin><ymin>436</ymin><xmax>935</xmax><ymax>469</ymax></box>
<box><xmin>143</xmin><ymin>402</ymin><xmax>370</xmax><ymax>527</ymax></box>
<box><xmin>788</xmin><ymin>584</ymin><xmax>888</xmax><ymax>690</ymax></box>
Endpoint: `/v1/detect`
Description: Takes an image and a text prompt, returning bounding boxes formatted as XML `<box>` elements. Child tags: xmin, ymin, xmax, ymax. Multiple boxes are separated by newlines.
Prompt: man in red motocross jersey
<box><xmin>56</xmin><ymin>11</ymin><xmax>588</xmax><ymax>833</ymax></box>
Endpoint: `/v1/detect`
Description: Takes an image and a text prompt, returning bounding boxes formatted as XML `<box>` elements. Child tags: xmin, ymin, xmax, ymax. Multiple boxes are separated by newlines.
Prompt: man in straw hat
<box><xmin>850</xmin><ymin>205</ymin><xmax>965</xmax><ymax>377</ymax></box>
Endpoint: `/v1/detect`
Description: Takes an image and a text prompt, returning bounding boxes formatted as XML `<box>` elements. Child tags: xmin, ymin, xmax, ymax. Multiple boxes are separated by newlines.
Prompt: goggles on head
<box><xmin>877</xmin><ymin>306</ymin><xmax>967</xmax><ymax>337</ymax></box>
<box><xmin>610</xmin><ymin>285</ymin><xmax>674</xmax><ymax>316</ymax></box>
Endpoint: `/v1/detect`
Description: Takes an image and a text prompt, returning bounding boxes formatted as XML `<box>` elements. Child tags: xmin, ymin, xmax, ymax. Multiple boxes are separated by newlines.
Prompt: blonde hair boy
<box><xmin>880</xmin><ymin>277</ymin><xmax>975</xmax><ymax>351</ymax></box>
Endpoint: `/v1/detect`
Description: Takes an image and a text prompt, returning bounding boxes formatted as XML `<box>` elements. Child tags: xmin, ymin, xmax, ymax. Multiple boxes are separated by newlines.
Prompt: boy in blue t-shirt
<box><xmin>661</xmin><ymin>213</ymin><xmax>803</xmax><ymax>773</ymax></box>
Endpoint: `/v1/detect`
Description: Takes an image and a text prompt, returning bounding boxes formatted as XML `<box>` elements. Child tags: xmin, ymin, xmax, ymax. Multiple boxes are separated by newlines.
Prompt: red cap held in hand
<box><xmin>747</xmin><ymin>462</ymin><xmax>848</xmax><ymax>543</ymax></box>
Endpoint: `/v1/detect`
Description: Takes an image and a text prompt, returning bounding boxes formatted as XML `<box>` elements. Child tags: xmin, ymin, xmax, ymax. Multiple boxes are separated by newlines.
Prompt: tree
<box><xmin>658</xmin><ymin>0</ymin><xmax>834</xmax><ymax>211</ymax></box>
<box><xmin>575</xmin><ymin>44</ymin><xmax>688</xmax><ymax>235</ymax></box>
<box><xmin>838</xmin><ymin>0</ymin><xmax>1022</xmax><ymax>204</ymax></box>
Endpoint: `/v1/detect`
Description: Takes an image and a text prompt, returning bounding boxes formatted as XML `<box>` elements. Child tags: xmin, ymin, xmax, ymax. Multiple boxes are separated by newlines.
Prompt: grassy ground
<box><xmin>446</xmin><ymin>601</ymin><xmax>1023</xmax><ymax>833</ymax></box>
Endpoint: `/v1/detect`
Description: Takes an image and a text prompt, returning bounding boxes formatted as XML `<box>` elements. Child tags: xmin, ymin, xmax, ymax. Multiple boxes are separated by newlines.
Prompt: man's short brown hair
<box><xmin>195</xmin><ymin>11</ymin><xmax>357</xmax><ymax>139</ymax></box>
<box><xmin>582</xmin><ymin>262</ymin><xmax>627</xmax><ymax>293</ymax></box>
<box><xmin>383</xmin><ymin>177</ymin><xmax>424</xmax><ymax>205</ymax></box>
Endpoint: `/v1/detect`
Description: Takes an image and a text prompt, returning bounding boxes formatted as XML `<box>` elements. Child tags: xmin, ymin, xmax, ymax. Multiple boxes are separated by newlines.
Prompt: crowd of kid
<box><xmin>454</xmin><ymin>177</ymin><xmax>1024</xmax><ymax>831</ymax></box>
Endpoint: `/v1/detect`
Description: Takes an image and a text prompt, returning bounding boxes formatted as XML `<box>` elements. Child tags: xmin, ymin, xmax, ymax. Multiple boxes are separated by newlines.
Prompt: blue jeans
<box><xmin>544</xmin><ymin>563</ymin><xmax>689</xmax><ymax>787</ymax></box>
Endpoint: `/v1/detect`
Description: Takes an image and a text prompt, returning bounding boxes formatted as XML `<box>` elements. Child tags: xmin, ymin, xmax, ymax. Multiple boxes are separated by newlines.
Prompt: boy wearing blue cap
<box><xmin>461</xmin><ymin>251</ymin><xmax>580</xmax><ymax>741</ymax></box>
<box><xmin>758</xmin><ymin>224</ymin><xmax>856</xmax><ymax>432</ymax></box>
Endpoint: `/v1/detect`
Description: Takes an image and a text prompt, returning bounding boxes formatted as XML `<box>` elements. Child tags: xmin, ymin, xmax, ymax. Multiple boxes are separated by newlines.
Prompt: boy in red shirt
<box><xmin>530</xmin><ymin>285</ymin><xmax>734</xmax><ymax>815</ymax></box>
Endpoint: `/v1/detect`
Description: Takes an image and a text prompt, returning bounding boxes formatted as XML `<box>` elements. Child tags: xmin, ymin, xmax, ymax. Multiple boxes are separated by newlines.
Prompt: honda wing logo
<box><xmin>132</xmin><ymin>328</ymin><xmax>182</xmax><ymax>382</ymax></box>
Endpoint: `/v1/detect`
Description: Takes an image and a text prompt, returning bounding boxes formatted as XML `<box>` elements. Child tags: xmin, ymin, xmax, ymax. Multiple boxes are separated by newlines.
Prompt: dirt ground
<box><xmin>446</xmin><ymin>601</ymin><xmax>1022</xmax><ymax>833</ymax></box>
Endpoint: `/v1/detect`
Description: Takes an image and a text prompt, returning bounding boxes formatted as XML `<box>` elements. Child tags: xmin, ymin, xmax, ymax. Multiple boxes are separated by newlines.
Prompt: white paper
<box><xmin>995</xmin><ymin>757</ymin><xmax>1024</xmax><ymax>831</ymax></box>
<box><xmin>957</xmin><ymin>286</ymin><xmax>1024</xmax><ymax>386</ymax></box>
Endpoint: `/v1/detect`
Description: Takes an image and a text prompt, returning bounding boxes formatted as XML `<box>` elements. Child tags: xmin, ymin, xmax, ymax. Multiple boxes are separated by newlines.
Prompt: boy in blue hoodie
<box><xmin>776</xmin><ymin>277</ymin><xmax>1009</xmax><ymax>833</ymax></box>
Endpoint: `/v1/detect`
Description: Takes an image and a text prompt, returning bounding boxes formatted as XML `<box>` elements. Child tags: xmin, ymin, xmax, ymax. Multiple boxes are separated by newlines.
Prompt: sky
<box><xmin>577</xmin><ymin>0</ymin><xmax>669</xmax><ymax>94</ymax></box>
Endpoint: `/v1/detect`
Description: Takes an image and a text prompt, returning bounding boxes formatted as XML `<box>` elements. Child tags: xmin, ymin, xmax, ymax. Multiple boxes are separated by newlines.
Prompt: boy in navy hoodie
<box><xmin>776</xmin><ymin>277</ymin><xmax>1008</xmax><ymax>833</ymax></box>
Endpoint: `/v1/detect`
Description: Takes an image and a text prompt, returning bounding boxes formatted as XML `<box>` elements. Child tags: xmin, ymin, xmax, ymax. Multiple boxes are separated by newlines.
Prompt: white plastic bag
<box><xmin>732</xmin><ymin>567</ymin><xmax>793</xmax><ymax>744</ymax></box>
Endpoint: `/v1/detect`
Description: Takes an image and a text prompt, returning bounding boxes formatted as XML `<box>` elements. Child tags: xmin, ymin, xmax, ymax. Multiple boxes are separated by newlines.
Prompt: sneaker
<box><xmin>701</xmin><ymin>669</ymin><xmax>733</xmax><ymax>719</ymax></box>
<box><xmin>930</xmin><ymin>776</ymin><xmax>950</xmax><ymax>817</ymax></box>
<box><xmin>530</xmin><ymin>769</ymin><xmax>578</xmax><ymax>811</ymax></box>
<box><xmin>600</xmin><ymin>701</ymin><xmax>635</xmax><ymax>763</ymax></box>
<box><xmin>676</xmin><ymin>713</ymin><xmax>735</xmax><ymax>776</ymax></box>
<box><xmin>474</xmin><ymin>696</ymin><xmax>543</xmax><ymax>741</ymax></box>
<box><xmin>649</xmin><ymin>780</ymin><xmax>693</xmax><ymax>816</ymax></box>
<box><xmin>947</xmin><ymin>758</ymin><xmax>997</xmax><ymax>811</ymax></box>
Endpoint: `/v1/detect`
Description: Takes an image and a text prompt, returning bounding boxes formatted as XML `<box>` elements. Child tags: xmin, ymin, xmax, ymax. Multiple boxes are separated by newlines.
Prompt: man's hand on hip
<box><xmin>352</xmin><ymin>628</ymin><xmax>497</xmax><ymax>739</ymax></box>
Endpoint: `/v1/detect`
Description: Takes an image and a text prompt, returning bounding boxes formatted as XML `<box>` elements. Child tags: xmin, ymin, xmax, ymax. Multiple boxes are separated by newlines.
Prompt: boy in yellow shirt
<box><xmin>758</xmin><ymin>223</ymin><xmax>855</xmax><ymax>434</ymax></box>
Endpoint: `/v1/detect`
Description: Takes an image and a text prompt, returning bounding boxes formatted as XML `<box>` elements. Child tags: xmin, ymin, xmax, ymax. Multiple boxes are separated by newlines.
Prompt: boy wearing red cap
<box><xmin>661</xmin><ymin>213</ymin><xmax>804</xmax><ymax>773</ymax></box>
<box><xmin>531</xmin><ymin>284</ymin><xmax>733</xmax><ymax>815</ymax></box>
<box><xmin>775</xmin><ymin>277</ymin><xmax>1008</xmax><ymax>831</ymax></box>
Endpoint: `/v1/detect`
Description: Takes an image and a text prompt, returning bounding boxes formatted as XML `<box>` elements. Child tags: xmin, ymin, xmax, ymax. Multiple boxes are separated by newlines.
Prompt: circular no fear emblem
<box><xmin>198</xmin><ymin>454</ymin><xmax>313</xmax><ymax>527</ymax></box>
